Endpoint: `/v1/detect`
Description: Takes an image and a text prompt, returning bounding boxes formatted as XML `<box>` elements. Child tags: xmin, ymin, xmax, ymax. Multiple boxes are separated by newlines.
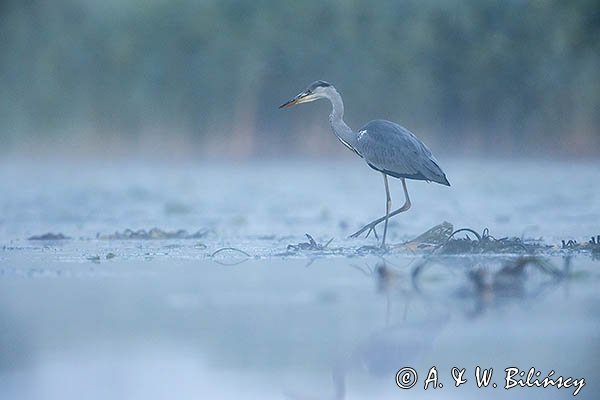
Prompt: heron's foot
<box><xmin>349</xmin><ymin>221</ymin><xmax>381</xmax><ymax>239</ymax></box>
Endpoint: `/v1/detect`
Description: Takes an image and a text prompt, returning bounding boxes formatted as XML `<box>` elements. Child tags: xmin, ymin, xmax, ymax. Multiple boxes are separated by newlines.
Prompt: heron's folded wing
<box><xmin>356</xmin><ymin>120</ymin><xmax>448</xmax><ymax>185</ymax></box>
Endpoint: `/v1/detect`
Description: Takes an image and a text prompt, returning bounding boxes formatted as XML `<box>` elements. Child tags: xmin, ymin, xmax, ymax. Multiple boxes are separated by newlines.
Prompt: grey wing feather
<box><xmin>355</xmin><ymin>120</ymin><xmax>450</xmax><ymax>186</ymax></box>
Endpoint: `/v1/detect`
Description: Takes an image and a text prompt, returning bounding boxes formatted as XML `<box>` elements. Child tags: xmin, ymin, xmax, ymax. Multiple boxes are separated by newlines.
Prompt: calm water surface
<box><xmin>0</xmin><ymin>159</ymin><xmax>599</xmax><ymax>399</ymax></box>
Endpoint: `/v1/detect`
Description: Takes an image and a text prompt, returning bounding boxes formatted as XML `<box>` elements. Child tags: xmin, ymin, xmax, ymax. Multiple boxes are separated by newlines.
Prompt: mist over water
<box><xmin>2</xmin><ymin>1</ymin><xmax>600</xmax><ymax>398</ymax></box>
<box><xmin>1</xmin><ymin>158</ymin><xmax>598</xmax><ymax>250</ymax></box>
<box><xmin>1</xmin><ymin>159</ymin><xmax>600</xmax><ymax>399</ymax></box>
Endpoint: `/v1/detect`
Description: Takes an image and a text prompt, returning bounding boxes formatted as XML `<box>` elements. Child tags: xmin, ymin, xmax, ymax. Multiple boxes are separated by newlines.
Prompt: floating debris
<box><xmin>401</xmin><ymin>221</ymin><xmax>454</xmax><ymax>251</ymax></box>
<box><xmin>210</xmin><ymin>247</ymin><xmax>251</xmax><ymax>258</ymax></box>
<box><xmin>87</xmin><ymin>255</ymin><xmax>101</xmax><ymax>263</ymax></box>
<box><xmin>398</xmin><ymin>224</ymin><xmax>552</xmax><ymax>255</ymax></box>
<box><xmin>287</xmin><ymin>234</ymin><xmax>333</xmax><ymax>252</ymax></box>
<box><xmin>440</xmin><ymin>228</ymin><xmax>539</xmax><ymax>254</ymax></box>
<box><xmin>105</xmin><ymin>252</ymin><xmax>116</xmax><ymax>259</ymax></box>
<box><xmin>562</xmin><ymin>236</ymin><xmax>600</xmax><ymax>250</ymax></box>
<box><xmin>210</xmin><ymin>247</ymin><xmax>252</xmax><ymax>265</ymax></box>
<box><xmin>275</xmin><ymin>234</ymin><xmax>342</xmax><ymax>257</ymax></box>
<box><xmin>97</xmin><ymin>228</ymin><xmax>210</xmax><ymax>240</ymax></box>
<box><xmin>561</xmin><ymin>239</ymin><xmax>579</xmax><ymax>249</ymax></box>
<box><xmin>561</xmin><ymin>235</ymin><xmax>600</xmax><ymax>259</ymax></box>
<box><xmin>590</xmin><ymin>236</ymin><xmax>600</xmax><ymax>259</ymax></box>
<box><xmin>28</xmin><ymin>233</ymin><xmax>71</xmax><ymax>240</ymax></box>
<box><xmin>355</xmin><ymin>244</ymin><xmax>387</xmax><ymax>255</ymax></box>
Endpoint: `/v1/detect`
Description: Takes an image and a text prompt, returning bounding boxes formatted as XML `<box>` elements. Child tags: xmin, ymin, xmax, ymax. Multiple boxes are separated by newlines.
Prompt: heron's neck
<box><xmin>327</xmin><ymin>89</ymin><xmax>357</xmax><ymax>150</ymax></box>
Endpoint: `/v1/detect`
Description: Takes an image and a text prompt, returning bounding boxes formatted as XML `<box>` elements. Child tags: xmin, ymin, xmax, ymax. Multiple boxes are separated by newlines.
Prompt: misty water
<box><xmin>1</xmin><ymin>158</ymin><xmax>599</xmax><ymax>399</ymax></box>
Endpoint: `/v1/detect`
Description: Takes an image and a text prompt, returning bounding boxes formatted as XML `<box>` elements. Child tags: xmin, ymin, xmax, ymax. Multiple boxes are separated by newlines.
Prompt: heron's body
<box><xmin>355</xmin><ymin>120</ymin><xmax>450</xmax><ymax>185</ymax></box>
<box><xmin>280</xmin><ymin>80</ymin><xmax>450</xmax><ymax>248</ymax></box>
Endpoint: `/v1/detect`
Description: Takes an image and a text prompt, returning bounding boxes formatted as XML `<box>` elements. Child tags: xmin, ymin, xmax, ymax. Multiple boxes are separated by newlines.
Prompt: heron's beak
<box><xmin>279</xmin><ymin>92</ymin><xmax>316</xmax><ymax>109</ymax></box>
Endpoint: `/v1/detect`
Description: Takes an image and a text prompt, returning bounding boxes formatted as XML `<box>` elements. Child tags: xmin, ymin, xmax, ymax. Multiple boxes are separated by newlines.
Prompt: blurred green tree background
<box><xmin>1</xmin><ymin>0</ymin><xmax>599</xmax><ymax>158</ymax></box>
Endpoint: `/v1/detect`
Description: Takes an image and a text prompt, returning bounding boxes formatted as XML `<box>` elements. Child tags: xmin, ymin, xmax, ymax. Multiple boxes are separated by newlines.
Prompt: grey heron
<box><xmin>279</xmin><ymin>80</ymin><xmax>450</xmax><ymax>248</ymax></box>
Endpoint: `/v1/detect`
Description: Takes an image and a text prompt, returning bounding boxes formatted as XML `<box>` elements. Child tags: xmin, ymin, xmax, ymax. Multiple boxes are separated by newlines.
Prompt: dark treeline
<box><xmin>1</xmin><ymin>0</ymin><xmax>599</xmax><ymax>158</ymax></box>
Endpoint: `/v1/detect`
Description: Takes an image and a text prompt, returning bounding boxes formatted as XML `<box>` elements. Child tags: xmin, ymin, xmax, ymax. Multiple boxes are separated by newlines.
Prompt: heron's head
<box><xmin>279</xmin><ymin>80</ymin><xmax>333</xmax><ymax>109</ymax></box>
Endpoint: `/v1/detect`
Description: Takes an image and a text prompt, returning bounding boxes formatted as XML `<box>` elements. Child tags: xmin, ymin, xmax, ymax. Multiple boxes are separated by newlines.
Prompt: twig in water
<box><xmin>287</xmin><ymin>234</ymin><xmax>333</xmax><ymax>252</ymax></box>
<box><xmin>210</xmin><ymin>247</ymin><xmax>251</xmax><ymax>258</ymax></box>
<box><xmin>561</xmin><ymin>239</ymin><xmax>578</xmax><ymax>249</ymax></box>
<box><xmin>447</xmin><ymin>228</ymin><xmax>482</xmax><ymax>242</ymax></box>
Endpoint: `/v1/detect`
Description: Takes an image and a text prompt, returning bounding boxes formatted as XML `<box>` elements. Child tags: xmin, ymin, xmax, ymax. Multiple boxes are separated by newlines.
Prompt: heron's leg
<box><xmin>350</xmin><ymin>178</ymin><xmax>412</xmax><ymax>239</ymax></box>
<box><xmin>381</xmin><ymin>173</ymin><xmax>391</xmax><ymax>248</ymax></box>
